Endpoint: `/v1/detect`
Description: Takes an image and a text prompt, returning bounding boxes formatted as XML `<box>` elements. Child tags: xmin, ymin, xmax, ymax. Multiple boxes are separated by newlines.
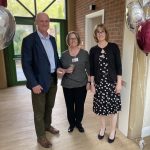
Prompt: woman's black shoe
<box><xmin>108</xmin><ymin>137</ymin><xmax>115</xmax><ymax>143</ymax></box>
<box><xmin>98</xmin><ymin>134</ymin><xmax>104</xmax><ymax>140</ymax></box>
<box><xmin>108</xmin><ymin>131</ymin><xmax>116</xmax><ymax>143</ymax></box>
<box><xmin>68</xmin><ymin>126</ymin><xmax>74</xmax><ymax>132</ymax></box>
<box><xmin>76</xmin><ymin>125</ymin><xmax>84</xmax><ymax>132</ymax></box>
<box><xmin>98</xmin><ymin>128</ymin><xmax>105</xmax><ymax>140</ymax></box>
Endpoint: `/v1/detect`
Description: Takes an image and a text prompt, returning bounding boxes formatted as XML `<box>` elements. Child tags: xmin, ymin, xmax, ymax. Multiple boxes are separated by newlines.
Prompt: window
<box><xmin>8</xmin><ymin>0</ymin><xmax>66</xmax><ymax>19</ymax></box>
<box><xmin>5</xmin><ymin>0</ymin><xmax>67</xmax><ymax>86</ymax></box>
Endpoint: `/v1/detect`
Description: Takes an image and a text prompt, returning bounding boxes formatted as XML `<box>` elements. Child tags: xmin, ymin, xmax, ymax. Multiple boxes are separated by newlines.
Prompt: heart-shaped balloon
<box><xmin>136</xmin><ymin>20</ymin><xmax>150</xmax><ymax>55</ymax></box>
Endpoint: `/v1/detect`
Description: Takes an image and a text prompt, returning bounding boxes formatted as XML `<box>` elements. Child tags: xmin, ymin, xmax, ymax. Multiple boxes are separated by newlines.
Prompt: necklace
<box><xmin>99</xmin><ymin>48</ymin><xmax>105</xmax><ymax>58</ymax></box>
<box><xmin>98</xmin><ymin>42</ymin><xmax>108</xmax><ymax>59</ymax></box>
<box><xmin>101</xmin><ymin>49</ymin><xmax>105</xmax><ymax>54</ymax></box>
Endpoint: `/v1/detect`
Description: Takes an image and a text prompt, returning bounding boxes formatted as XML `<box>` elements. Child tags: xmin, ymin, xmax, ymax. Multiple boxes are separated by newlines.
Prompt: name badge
<box><xmin>72</xmin><ymin>57</ymin><xmax>78</xmax><ymax>62</ymax></box>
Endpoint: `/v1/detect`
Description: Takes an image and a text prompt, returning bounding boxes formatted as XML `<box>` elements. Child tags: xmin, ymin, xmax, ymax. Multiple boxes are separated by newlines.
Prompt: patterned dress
<box><xmin>93</xmin><ymin>49</ymin><xmax>121</xmax><ymax>116</ymax></box>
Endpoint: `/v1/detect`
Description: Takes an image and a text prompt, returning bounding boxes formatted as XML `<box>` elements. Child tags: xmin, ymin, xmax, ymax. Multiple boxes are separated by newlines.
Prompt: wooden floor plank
<box><xmin>0</xmin><ymin>85</ymin><xmax>148</xmax><ymax>150</ymax></box>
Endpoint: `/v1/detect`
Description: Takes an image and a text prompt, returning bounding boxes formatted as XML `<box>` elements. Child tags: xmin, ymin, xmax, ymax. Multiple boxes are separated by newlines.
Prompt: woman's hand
<box><xmin>90</xmin><ymin>83</ymin><xmax>96</xmax><ymax>94</ymax></box>
<box><xmin>86</xmin><ymin>82</ymin><xmax>91</xmax><ymax>91</ymax></box>
<box><xmin>115</xmin><ymin>82</ymin><xmax>122</xmax><ymax>94</ymax></box>
<box><xmin>65</xmin><ymin>67</ymin><xmax>73</xmax><ymax>74</ymax></box>
<box><xmin>115</xmin><ymin>76</ymin><xmax>122</xmax><ymax>94</ymax></box>
<box><xmin>65</xmin><ymin>64</ymin><xmax>75</xmax><ymax>74</ymax></box>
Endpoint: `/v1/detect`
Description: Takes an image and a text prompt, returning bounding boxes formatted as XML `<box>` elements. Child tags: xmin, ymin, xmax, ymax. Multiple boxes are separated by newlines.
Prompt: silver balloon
<box><xmin>0</xmin><ymin>6</ymin><xmax>16</xmax><ymax>50</ymax></box>
<box><xmin>139</xmin><ymin>0</ymin><xmax>150</xmax><ymax>7</ymax></box>
<box><xmin>126</xmin><ymin>1</ymin><xmax>145</xmax><ymax>32</ymax></box>
<box><xmin>143</xmin><ymin>2</ymin><xmax>150</xmax><ymax>20</ymax></box>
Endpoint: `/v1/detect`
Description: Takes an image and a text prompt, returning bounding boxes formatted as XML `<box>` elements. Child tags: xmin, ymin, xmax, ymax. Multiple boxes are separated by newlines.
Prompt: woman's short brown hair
<box><xmin>93</xmin><ymin>24</ymin><xmax>109</xmax><ymax>43</ymax></box>
<box><xmin>66</xmin><ymin>31</ymin><xmax>81</xmax><ymax>46</ymax></box>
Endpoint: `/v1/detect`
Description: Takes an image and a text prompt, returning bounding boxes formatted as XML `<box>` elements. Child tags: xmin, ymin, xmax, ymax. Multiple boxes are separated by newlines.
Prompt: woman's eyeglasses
<box><xmin>69</xmin><ymin>38</ymin><xmax>77</xmax><ymax>40</ymax></box>
<box><xmin>97</xmin><ymin>31</ymin><xmax>105</xmax><ymax>34</ymax></box>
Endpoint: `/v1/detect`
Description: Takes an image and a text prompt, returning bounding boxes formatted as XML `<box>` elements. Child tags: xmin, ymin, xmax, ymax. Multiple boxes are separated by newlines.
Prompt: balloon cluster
<box><xmin>126</xmin><ymin>0</ymin><xmax>150</xmax><ymax>55</ymax></box>
<box><xmin>0</xmin><ymin>6</ymin><xmax>16</xmax><ymax>50</ymax></box>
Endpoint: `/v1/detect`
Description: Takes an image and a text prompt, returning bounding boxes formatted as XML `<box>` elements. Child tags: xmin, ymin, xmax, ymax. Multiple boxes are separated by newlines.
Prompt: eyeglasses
<box><xmin>69</xmin><ymin>38</ymin><xmax>77</xmax><ymax>40</ymax></box>
<box><xmin>97</xmin><ymin>31</ymin><xmax>105</xmax><ymax>34</ymax></box>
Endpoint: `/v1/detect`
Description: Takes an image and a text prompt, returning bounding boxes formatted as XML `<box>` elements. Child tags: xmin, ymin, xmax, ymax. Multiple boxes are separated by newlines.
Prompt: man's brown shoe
<box><xmin>37</xmin><ymin>137</ymin><xmax>52</xmax><ymax>148</ymax></box>
<box><xmin>46</xmin><ymin>126</ymin><xmax>59</xmax><ymax>134</ymax></box>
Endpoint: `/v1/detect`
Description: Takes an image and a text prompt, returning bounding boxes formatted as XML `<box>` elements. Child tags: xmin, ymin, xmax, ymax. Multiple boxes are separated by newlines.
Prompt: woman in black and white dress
<box><xmin>89</xmin><ymin>24</ymin><xmax>122</xmax><ymax>143</ymax></box>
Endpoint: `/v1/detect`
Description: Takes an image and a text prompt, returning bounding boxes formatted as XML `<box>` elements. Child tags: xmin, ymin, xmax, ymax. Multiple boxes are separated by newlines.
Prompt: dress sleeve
<box><xmin>89</xmin><ymin>48</ymin><xmax>95</xmax><ymax>76</ymax></box>
<box><xmin>85</xmin><ymin>51</ymin><xmax>90</xmax><ymax>75</ymax></box>
<box><xmin>113</xmin><ymin>43</ymin><xmax>122</xmax><ymax>75</ymax></box>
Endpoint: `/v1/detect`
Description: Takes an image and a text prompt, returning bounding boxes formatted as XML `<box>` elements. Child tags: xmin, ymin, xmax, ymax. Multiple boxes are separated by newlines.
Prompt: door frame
<box><xmin>85</xmin><ymin>9</ymin><xmax>104</xmax><ymax>51</ymax></box>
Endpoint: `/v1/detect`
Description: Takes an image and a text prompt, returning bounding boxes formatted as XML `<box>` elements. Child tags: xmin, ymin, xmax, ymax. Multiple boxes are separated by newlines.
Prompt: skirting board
<box><xmin>141</xmin><ymin>126</ymin><xmax>150</xmax><ymax>138</ymax></box>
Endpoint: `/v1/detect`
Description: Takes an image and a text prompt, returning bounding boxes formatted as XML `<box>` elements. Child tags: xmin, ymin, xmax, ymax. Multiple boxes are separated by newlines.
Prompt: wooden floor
<box><xmin>0</xmin><ymin>85</ymin><xmax>149</xmax><ymax>150</ymax></box>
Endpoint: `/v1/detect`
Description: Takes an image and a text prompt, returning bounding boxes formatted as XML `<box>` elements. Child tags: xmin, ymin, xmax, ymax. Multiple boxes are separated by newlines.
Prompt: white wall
<box><xmin>118</xmin><ymin>0</ymin><xmax>135</xmax><ymax>136</ymax></box>
<box><xmin>142</xmin><ymin>57</ymin><xmax>150</xmax><ymax>138</ymax></box>
<box><xmin>118</xmin><ymin>21</ymin><xmax>135</xmax><ymax>136</ymax></box>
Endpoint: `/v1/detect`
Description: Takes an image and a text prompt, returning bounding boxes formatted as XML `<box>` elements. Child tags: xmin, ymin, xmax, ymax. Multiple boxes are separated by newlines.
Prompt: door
<box><xmin>85</xmin><ymin>10</ymin><xmax>104</xmax><ymax>51</ymax></box>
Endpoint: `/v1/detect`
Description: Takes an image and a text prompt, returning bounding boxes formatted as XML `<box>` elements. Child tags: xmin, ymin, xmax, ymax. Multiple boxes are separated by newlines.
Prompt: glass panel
<box><xmin>7</xmin><ymin>0</ymin><xmax>33</xmax><ymax>17</ymax></box>
<box><xmin>42</xmin><ymin>0</ymin><xmax>66</xmax><ymax>19</ymax></box>
<box><xmin>7</xmin><ymin>0</ymin><xmax>66</xmax><ymax>19</ymax></box>
<box><xmin>48</xmin><ymin>22</ymin><xmax>61</xmax><ymax>57</ymax></box>
<box><xmin>15</xmin><ymin>59</ymin><xmax>26</xmax><ymax>81</ymax></box>
<box><xmin>14</xmin><ymin>25</ymin><xmax>33</xmax><ymax>55</ymax></box>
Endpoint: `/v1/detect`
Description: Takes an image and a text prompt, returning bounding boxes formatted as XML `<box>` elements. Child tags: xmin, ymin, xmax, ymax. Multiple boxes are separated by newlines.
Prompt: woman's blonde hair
<box><xmin>93</xmin><ymin>24</ymin><xmax>109</xmax><ymax>43</ymax></box>
<box><xmin>66</xmin><ymin>31</ymin><xmax>81</xmax><ymax>46</ymax></box>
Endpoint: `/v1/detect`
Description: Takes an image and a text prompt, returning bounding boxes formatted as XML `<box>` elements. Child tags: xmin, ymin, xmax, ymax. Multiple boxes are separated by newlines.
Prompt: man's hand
<box><xmin>32</xmin><ymin>85</ymin><xmax>43</xmax><ymax>94</ymax></box>
<box><xmin>57</xmin><ymin>68</ymin><xmax>65</xmax><ymax>78</ymax></box>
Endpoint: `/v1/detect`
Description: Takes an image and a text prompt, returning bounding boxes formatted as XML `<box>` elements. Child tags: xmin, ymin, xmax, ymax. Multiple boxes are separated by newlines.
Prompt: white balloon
<box><xmin>126</xmin><ymin>1</ymin><xmax>145</xmax><ymax>32</ymax></box>
<box><xmin>139</xmin><ymin>0</ymin><xmax>150</xmax><ymax>7</ymax></box>
<box><xmin>0</xmin><ymin>6</ymin><xmax>16</xmax><ymax>50</ymax></box>
<box><xmin>143</xmin><ymin>2</ymin><xmax>150</xmax><ymax>20</ymax></box>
